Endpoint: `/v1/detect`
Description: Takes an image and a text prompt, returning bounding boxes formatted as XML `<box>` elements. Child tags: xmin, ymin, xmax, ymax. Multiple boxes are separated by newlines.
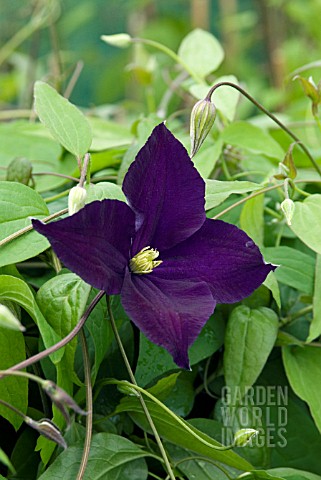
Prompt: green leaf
<box><xmin>167</xmin><ymin>442</ymin><xmax>234</xmax><ymax>480</ymax></box>
<box><xmin>115</xmin><ymin>397</ymin><xmax>252</xmax><ymax>471</ymax></box>
<box><xmin>282</xmin><ymin>345</ymin><xmax>321</xmax><ymax>434</ymax></box>
<box><xmin>205</xmin><ymin>179</ymin><xmax>262</xmax><ymax>210</ymax></box>
<box><xmin>291</xmin><ymin>194</ymin><xmax>321</xmax><ymax>254</ymax></box>
<box><xmin>189</xmin><ymin>75</ymin><xmax>240</xmax><ymax>121</ymax></box>
<box><xmin>193</xmin><ymin>139</ymin><xmax>223</xmax><ymax>179</ymax></box>
<box><xmin>34</xmin><ymin>81</ymin><xmax>92</xmax><ymax>158</ymax></box>
<box><xmin>263</xmin><ymin>246</ymin><xmax>315</xmax><ymax>295</ymax></box>
<box><xmin>0</xmin><ymin>447</ymin><xmax>15</xmax><ymax>474</ymax></box>
<box><xmin>135</xmin><ymin>314</ymin><xmax>225</xmax><ymax>386</ymax></box>
<box><xmin>240</xmin><ymin>194</ymin><xmax>265</xmax><ymax>247</ymax></box>
<box><xmin>263</xmin><ymin>272</ymin><xmax>281</xmax><ymax>309</ymax></box>
<box><xmin>308</xmin><ymin>254</ymin><xmax>321</xmax><ymax>342</ymax></box>
<box><xmin>37</xmin><ymin>274</ymin><xmax>91</xmax><ymax>384</ymax></box>
<box><xmin>0</xmin><ymin>327</ymin><xmax>27</xmax><ymax>430</ymax></box>
<box><xmin>86</xmin><ymin>182</ymin><xmax>126</xmax><ymax>203</ymax></box>
<box><xmin>37</xmin><ymin>433</ymin><xmax>148</xmax><ymax>480</ymax></box>
<box><xmin>245</xmin><ymin>471</ymin><xmax>284</xmax><ymax>480</ymax></box>
<box><xmin>83</xmin><ymin>289</ymin><xmax>112</xmax><ymax>382</ymax></box>
<box><xmin>0</xmin><ymin>181</ymin><xmax>50</xmax><ymax>267</ymax></box>
<box><xmin>178</xmin><ymin>29</ymin><xmax>224</xmax><ymax>78</ymax></box>
<box><xmin>221</xmin><ymin>122</ymin><xmax>284</xmax><ymax>159</ymax></box>
<box><xmin>148</xmin><ymin>373</ymin><xmax>181</xmax><ymax>400</ymax></box>
<box><xmin>0</xmin><ymin>121</ymin><xmax>67</xmax><ymax>192</ymax></box>
<box><xmin>268</xmin><ymin>468</ymin><xmax>321</xmax><ymax>480</ymax></box>
<box><xmin>88</xmin><ymin>117</ymin><xmax>132</xmax><ymax>151</ymax></box>
<box><xmin>224</xmin><ymin>306</ymin><xmax>279</xmax><ymax>399</ymax></box>
<box><xmin>0</xmin><ymin>275</ymin><xmax>63</xmax><ymax>364</ymax></box>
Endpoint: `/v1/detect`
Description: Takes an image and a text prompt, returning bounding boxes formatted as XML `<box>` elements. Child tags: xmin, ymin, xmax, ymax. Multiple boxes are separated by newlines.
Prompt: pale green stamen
<box><xmin>129</xmin><ymin>246</ymin><xmax>162</xmax><ymax>274</ymax></box>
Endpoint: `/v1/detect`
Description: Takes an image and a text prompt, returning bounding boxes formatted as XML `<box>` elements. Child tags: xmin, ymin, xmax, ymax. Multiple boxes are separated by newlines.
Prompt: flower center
<box><xmin>129</xmin><ymin>246</ymin><xmax>162</xmax><ymax>275</ymax></box>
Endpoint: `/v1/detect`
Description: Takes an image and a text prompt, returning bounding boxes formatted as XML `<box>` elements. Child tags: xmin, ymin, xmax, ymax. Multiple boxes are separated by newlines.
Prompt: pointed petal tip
<box><xmin>32</xmin><ymin>218</ymin><xmax>46</xmax><ymax>233</ymax></box>
<box><xmin>173</xmin><ymin>351</ymin><xmax>191</xmax><ymax>371</ymax></box>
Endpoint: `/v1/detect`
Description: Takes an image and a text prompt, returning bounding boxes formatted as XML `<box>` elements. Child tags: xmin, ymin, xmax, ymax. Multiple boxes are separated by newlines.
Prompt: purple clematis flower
<box><xmin>33</xmin><ymin>124</ymin><xmax>275</xmax><ymax>369</ymax></box>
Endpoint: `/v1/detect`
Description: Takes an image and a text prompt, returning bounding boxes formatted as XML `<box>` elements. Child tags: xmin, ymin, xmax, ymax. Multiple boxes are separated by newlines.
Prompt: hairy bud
<box><xmin>68</xmin><ymin>186</ymin><xmax>87</xmax><ymax>215</ymax></box>
<box><xmin>25</xmin><ymin>417</ymin><xmax>67</xmax><ymax>449</ymax></box>
<box><xmin>190</xmin><ymin>98</ymin><xmax>216</xmax><ymax>158</ymax></box>
<box><xmin>233</xmin><ymin>428</ymin><xmax>258</xmax><ymax>447</ymax></box>
<box><xmin>281</xmin><ymin>198</ymin><xmax>295</xmax><ymax>226</ymax></box>
<box><xmin>6</xmin><ymin>157</ymin><xmax>33</xmax><ymax>185</ymax></box>
<box><xmin>0</xmin><ymin>304</ymin><xmax>25</xmax><ymax>332</ymax></box>
<box><xmin>42</xmin><ymin>380</ymin><xmax>87</xmax><ymax>427</ymax></box>
<box><xmin>101</xmin><ymin>33</ymin><xmax>132</xmax><ymax>48</ymax></box>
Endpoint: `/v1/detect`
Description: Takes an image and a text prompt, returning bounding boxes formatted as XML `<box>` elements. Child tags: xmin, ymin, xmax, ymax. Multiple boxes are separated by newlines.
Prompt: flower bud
<box><xmin>281</xmin><ymin>198</ymin><xmax>295</xmax><ymax>226</ymax></box>
<box><xmin>294</xmin><ymin>75</ymin><xmax>320</xmax><ymax>115</ymax></box>
<box><xmin>190</xmin><ymin>98</ymin><xmax>216</xmax><ymax>158</ymax></box>
<box><xmin>68</xmin><ymin>186</ymin><xmax>87</xmax><ymax>215</ymax></box>
<box><xmin>42</xmin><ymin>380</ymin><xmax>87</xmax><ymax>427</ymax></box>
<box><xmin>101</xmin><ymin>33</ymin><xmax>132</xmax><ymax>48</ymax></box>
<box><xmin>117</xmin><ymin>381</ymin><xmax>140</xmax><ymax>397</ymax></box>
<box><xmin>233</xmin><ymin>428</ymin><xmax>258</xmax><ymax>447</ymax></box>
<box><xmin>24</xmin><ymin>416</ymin><xmax>67</xmax><ymax>449</ymax></box>
<box><xmin>6</xmin><ymin>157</ymin><xmax>33</xmax><ymax>185</ymax></box>
<box><xmin>0</xmin><ymin>304</ymin><xmax>25</xmax><ymax>332</ymax></box>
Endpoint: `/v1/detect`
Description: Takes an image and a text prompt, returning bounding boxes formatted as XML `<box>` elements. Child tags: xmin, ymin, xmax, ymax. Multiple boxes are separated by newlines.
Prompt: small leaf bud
<box><xmin>0</xmin><ymin>304</ymin><xmax>25</xmax><ymax>332</ymax></box>
<box><xmin>24</xmin><ymin>417</ymin><xmax>67</xmax><ymax>449</ymax></box>
<box><xmin>281</xmin><ymin>198</ymin><xmax>295</xmax><ymax>226</ymax></box>
<box><xmin>6</xmin><ymin>157</ymin><xmax>33</xmax><ymax>185</ymax></box>
<box><xmin>68</xmin><ymin>186</ymin><xmax>87</xmax><ymax>215</ymax></box>
<box><xmin>190</xmin><ymin>98</ymin><xmax>216</xmax><ymax>158</ymax></box>
<box><xmin>233</xmin><ymin>428</ymin><xmax>258</xmax><ymax>447</ymax></box>
<box><xmin>101</xmin><ymin>34</ymin><xmax>132</xmax><ymax>48</ymax></box>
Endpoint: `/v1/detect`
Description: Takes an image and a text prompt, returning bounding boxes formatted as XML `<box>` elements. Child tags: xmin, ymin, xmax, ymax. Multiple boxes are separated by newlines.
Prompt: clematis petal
<box><xmin>155</xmin><ymin>218</ymin><xmax>275</xmax><ymax>304</ymax></box>
<box><xmin>32</xmin><ymin>200</ymin><xmax>135</xmax><ymax>294</ymax></box>
<box><xmin>122</xmin><ymin>123</ymin><xmax>206</xmax><ymax>254</ymax></box>
<box><xmin>121</xmin><ymin>269</ymin><xmax>215</xmax><ymax>369</ymax></box>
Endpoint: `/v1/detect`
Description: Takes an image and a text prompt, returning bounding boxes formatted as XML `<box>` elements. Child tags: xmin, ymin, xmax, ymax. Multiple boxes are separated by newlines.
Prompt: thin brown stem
<box><xmin>76</xmin><ymin>330</ymin><xmax>93</xmax><ymax>480</ymax></box>
<box><xmin>32</xmin><ymin>172</ymin><xmax>79</xmax><ymax>182</ymax></box>
<box><xmin>64</xmin><ymin>61</ymin><xmax>84</xmax><ymax>99</ymax></box>
<box><xmin>0</xmin><ymin>208</ymin><xmax>68</xmax><ymax>248</ymax></box>
<box><xmin>206</xmin><ymin>82</ymin><xmax>321</xmax><ymax>177</ymax></box>
<box><xmin>4</xmin><ymin>291</ymin><xmax>104</xmax><ymax>374</ymax></box>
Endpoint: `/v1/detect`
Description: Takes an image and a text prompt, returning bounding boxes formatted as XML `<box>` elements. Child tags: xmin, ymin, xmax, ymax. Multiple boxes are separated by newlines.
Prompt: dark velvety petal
<box><xmin>154</xmin><ymin>218</ymin><xmax>276</xmax><ymax>304</ymax></box>
<box><xmin>32</xmin><ymin>200</ymin><xmax>135</xmax><ymax>294</ymax></box>
<box><xmin>122</xmin><ymin>123</ymin><xmax>206</xmax><ymax>254</ymax></box>
<box><xmin>121</xmin><ymin>269</ymin><xmax>215</xmax><ymax>369</ymax></box>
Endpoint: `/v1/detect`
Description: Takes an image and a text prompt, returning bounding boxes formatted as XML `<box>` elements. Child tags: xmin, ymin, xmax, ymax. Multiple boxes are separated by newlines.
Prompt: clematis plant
<box><xmin>33</xmin><ymin>124</ymin><xmax>275</xmax><ymax>369</ymax></box>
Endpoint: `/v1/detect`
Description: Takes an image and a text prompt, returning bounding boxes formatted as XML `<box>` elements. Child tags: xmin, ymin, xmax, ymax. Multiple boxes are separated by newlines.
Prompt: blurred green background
<box><xmin>1</xmin><ymin>0</ymin><xmax>321</xmax><ymax>112</ymax></box>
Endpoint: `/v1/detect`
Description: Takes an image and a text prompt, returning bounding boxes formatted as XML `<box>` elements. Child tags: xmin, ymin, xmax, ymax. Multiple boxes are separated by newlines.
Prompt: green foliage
<box><xmin>37</xmin><ymin>433</ymin><xmax>148</xmax><ymax>479</ymax></box>
<box><xmin>178</xmin><ymin>29</ymin><xmax>224</xmax><ymax>79</ymax></box>
<box><xmin>224</xmin><ymin>306</ymin><xmax>279</xmax><ymax>400</ymax></box>
<box><xmin>34</xmin><ymin>81</ymin><xmax>92</xmax><ymax>158</ymax></box>
<box><xmin>0</xmin><ymin>181</ymin><xmax>50</xmax><ymax>266</ymax></box>
<box><xmin>1</xmin><ymin>4</ymin><xmax>321</xmax><ymax>478</ymax></box>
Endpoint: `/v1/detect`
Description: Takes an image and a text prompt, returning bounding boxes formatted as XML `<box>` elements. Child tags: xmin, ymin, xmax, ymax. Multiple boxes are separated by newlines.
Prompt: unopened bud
<box><xmin>294</xmin><ymin>75</ymin><xmax>320</xmax><ymax>115</ymax></box>
<box><xmin>281</xmin><ymin>198</ymin><xmax>295</xmax><ymax>226</ymax></box>
<box><xmin>6</xmin><ymin>157</ymin><xmax>33</xmax><ymax>185</ymax></box>
<box><xmin>42</xmin><ymin>380</ymin><xmax>87</xmax><ymax>427</ymax></box>
<box><xmin>0</xmin><ymin>304</ymin><xmax>25</xmax><ymax>332</ymax></box>
<box><xmin>101</xmin><ymin>33</ymin><xmax>132</xmax><ymax>48</ymax></box>
<box><xmin>190</xmin><ymin>98</ymin><xmax>216</xmax><ymax>158</ymax></box>
<box><xmin>68</xmin><ymin>186</ymin><xmax>87</xmax><ymax>215</ymax></box>
<box><xmin>233</xmin><ymin>428</ymin><xmax>258</xmax><ymax>447</ymax></box>
<box><xmin>117</xmin><ymin>382</ymin><xmax>140</xmax><ymax>397</ymax></box>
<box><xmin>25</xmin><ymin>417</ymin><xmax>67</xmax><ymax>449</ymax></box>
